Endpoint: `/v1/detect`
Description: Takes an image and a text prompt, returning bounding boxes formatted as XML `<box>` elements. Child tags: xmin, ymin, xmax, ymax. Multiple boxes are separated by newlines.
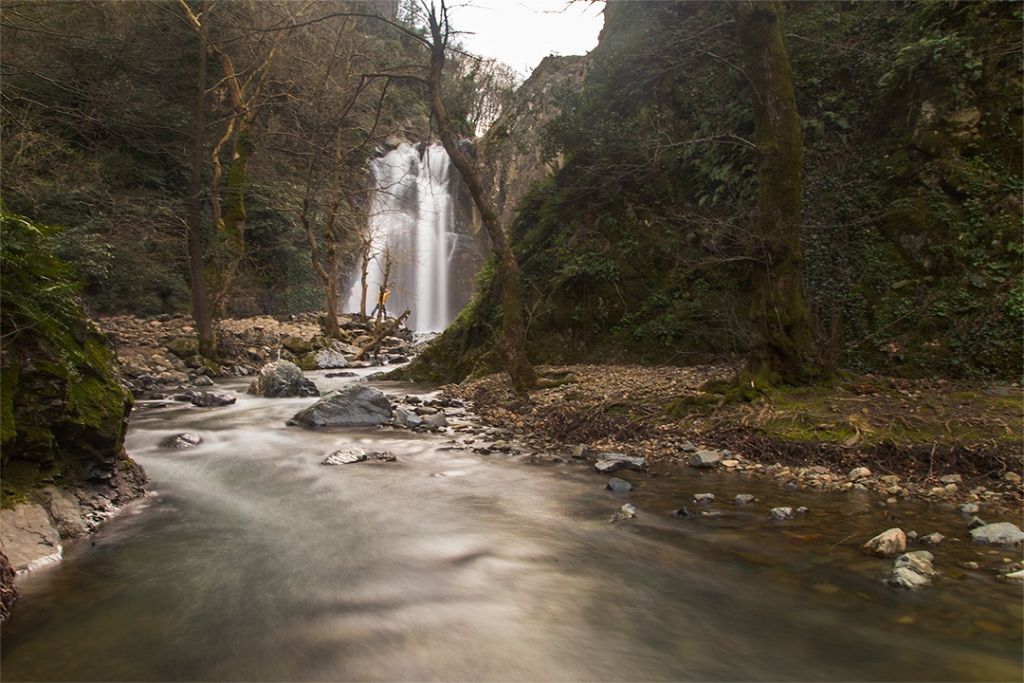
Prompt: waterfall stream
<box><xmin>1</xmin><ymin>372</ymin><xmax>1021</xmax><ymax>681</ymax></box>
<box><xmin>346</xmin><ymin>143</ymin><xmax>455</xmax><ymax>333</ymax></box>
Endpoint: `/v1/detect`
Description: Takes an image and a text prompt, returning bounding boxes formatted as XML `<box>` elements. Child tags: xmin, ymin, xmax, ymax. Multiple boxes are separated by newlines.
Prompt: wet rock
<box><xmin>594</xmin><ymin>453</ymin><xmax>647</xmax><ymax>474</ymax></box>
<box><xmin>734</xmin><ymin>494</ymin><xmax>755</xmax><ymax>505</ymax></box>
<box><xmin>322</xmin><ymin>447</ymin><xmax>367</xmax><ymax>465</ymax></box>
<box><xmin>969</xmin><ymin>522</ymin><xmax>1024</xmax><ymax>546</ymax></box>
<box><xmin>324</xmin><ymin>371</ymin><xmax>357</xmax><ymax>378</ymax></box>
<box><xmin>770</xmin><ymin>507</ymin><xmax>794</xmax><ymax>520</ymax></box>
<box><xmin>693</xmin><ymin>493</ymin><xmax>715</xmax><ymax>504</ymax></box>
<box><xmin>959</xmin><ymin>502</ymin><xmax>980</xmax><ymax>515</ymax></box>
<box><xmin>888</xmin><ymin>551</ymin><xmax>936</xmax><ymax>589</ymax></box>
<box><xmin>392</xmin><ymin>406</ymin><xmax>423</xmax><ymax>429</ymax></box>
<box><xmin>862</xmin><ymin>528</ymin><xmax>906</xmax><ymax>557</ymax></box>
<box><xmin>966</xmin><ymin>516</ymin><xmax>987</xmax><ymax>529</ymax></box>
<box><xmin>606</xmin><ymin>477</ymin><xmax>633</xmax><ymax>493</ymax></box>
<box><xmin>289</xmin><ymin>385</ymin><xmax>392</xmax><ymax>428</ymax></box>
<box><xmin>679</xmin><ymin>440</ymin><xmax>697</xmax><ymax>452</ymax></box>
<box><xmin>194</xmin><ymin>375</ymin><xmax>214</xmax><ymax>387</ymax></box>
<box><xmin>247</xmin><ymin>360</ymin><xmax>319</xmax><ymax>398</ymax></box>
<box><xmin>421</xmin><ymin>412</ymin><xmax>449</xmax><ymax>430</ymax></box>
<box><xmin>190</xmin><ymin>392</ymin><xmax>236</xmax><ymax>408</ymax></box>
<box><xmin>611</xmin><ymin>503</ymin><xmax>636</xmax><ymax>522</ymax></box>
<box><xmin>689</xmin><ymin>450</ymin><xmax>723</xmax><ymax>468</ymax></box>
<box><xmin>159</xmin><ymin>433</ymin><xmax>203</xmax><ymax>449</ymax></box>
<box><xmin>315</xmin><ymin>347</ymin><xmax>348</xmax><ymax>369</ymax></box>
<box><xmin>673</xmin><ymin>508</ymin><xmax>723</xmax><ymax>519</ymax></box>
<box><xmin>918</xmin><ymin>532</ymin><xmax>945</xmax><ymax>545</ymax></box>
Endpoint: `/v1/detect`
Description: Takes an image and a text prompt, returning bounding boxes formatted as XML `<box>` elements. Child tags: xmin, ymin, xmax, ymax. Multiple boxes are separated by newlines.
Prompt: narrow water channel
<box><xmin>2</xmin><ymin>373</ymin><xmax>1021</xmax><ymax>681</ymax></box>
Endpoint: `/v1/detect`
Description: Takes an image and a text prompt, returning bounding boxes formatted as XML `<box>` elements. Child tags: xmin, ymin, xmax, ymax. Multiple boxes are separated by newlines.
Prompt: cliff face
<box><xmin>1</xmin><ymin>212</ymin><xmax>146</xmax><ymax>611</ymax></box>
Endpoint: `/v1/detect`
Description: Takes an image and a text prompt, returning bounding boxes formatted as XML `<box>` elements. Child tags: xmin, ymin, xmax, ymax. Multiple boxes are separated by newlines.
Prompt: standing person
<box><xmin>369</xmin><ymin>287</ymin><xmax>390</xmax><ymax>321</ymax></box>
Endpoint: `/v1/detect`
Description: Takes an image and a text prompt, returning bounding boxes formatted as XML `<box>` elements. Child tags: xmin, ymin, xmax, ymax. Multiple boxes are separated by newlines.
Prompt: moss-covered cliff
<box><xmin>1</xmin><ymin>211</ymin><xmax>146</xmax><ymax>579</ymax></box>
<box><xmin>408</xmin><ymin>0</ymin><xmax>1022</xmax><ymax>383</ymax></box>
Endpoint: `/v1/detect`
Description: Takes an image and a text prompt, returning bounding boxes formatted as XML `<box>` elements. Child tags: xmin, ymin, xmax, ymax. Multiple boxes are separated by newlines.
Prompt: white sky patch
<box><xmin>448</xmin><ymin>0</ymin><xmax>605</xmax><ymax>78</ymax></box>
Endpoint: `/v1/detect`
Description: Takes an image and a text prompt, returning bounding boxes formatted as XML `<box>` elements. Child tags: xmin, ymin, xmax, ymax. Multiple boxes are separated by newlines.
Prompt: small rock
<box><xmin>673</xmin><ymin>508</ymin><xmax>723</xmax><ymax>519</ymax></box>
<box><xmin>939</xmin><ymin>474</ymin><xmax>962</xmax><ymax>484</ymax></box>
<box><xmin>970</xmin><ymin>522</ymin><xmax>1024</xmax><ymax>546</ymax></box>
<box><xmin>689</xmin><ymin>450</ymin><xmax>722</xmax><ymax>468</ymax></box>
<box><xmin>421</xmin><ymin>412</ymin><xmax>449</xmax><ymax>430</ymax></box>
<box><xmin>606</xmin><ymin>478</ymin><xmax>633</xmax><ymax>493</ymax></box>
<box><xmin>322</xmin><ymin>447</ymin><xmax>367</xmax><ymax>465</ymax></box>
<box><xmin>158</xmin><ymin>433</ymin><xmax>203</xmax><ymax>449</ymax></box>
<box><xmin>392</xmin><ymin>406</ymin><xmax>423</xmax><ymax>429</ymax></box>
<box><xmin>1003</xmin><ymin>471</ymin><xmax>1022</xmax><ymax>485</ymax></box>
<box><xmin>611</xmin><ymin>503</ymin><xmax>636</xmax><ymax>522</ymax></box>
<box><xmin>734</xmin><ymin>494</ymin><xmax>755</xmax><ymax>505</ymax></box>
<box><xmin>692</xmin><ymin>493</ymin><xmax>715</xmax><ymax>504</ymax></box>
<box><xmin>193</xmin><ymin>375</ymin><xmax>214</xmax><ymax>387</ymax></box>
<box><xmin>722</xmin><ymin>459</ymin><xmax>740</xmax><ymax>468</ymax></box>
<box><xmin>966</xmin><ymin>516</ymin><xmax>987</xmax><ymax>529</ymax></box>
<box><xmin>190</xmin><ymin>392</ymin><xmax>236</xmax><ymax>408</ymax></box>
<box><xmin>1004</xmin><ymin>570</ymin><xmax>1024</xmax><ymax>581</ymax></box>
<box><xmin>679</xmin><ymin>441</ymin><xmax>697</xmax><ymax>452</ymax></box>
<box><xmin>895</xmin><ymin>550</ymin><xmax>936</xmax><ymax>575</ymax></box>
<box><xmin>863</xmin><ymin>528</ymin><xmax>906</xmax><ymax>557</ymax></box>
<box><xmin>795</xmin><ymin>506</ymin><xmax>809</xmax><ymax>514</ymax></box>
<box><xmin>918</xmin><ymin>532</ymin><xmax>945</xmax><ymax>545</ymax></box>
<box><xmin>770</xmin><ymin>507</ymin><xmax>794</xmax><ymax>520</ymax></box>
<box><xmin>888</xmin><ymin>566</ymin><xmax>931</xmax><ymax>590</ymax></box>
<box><xmin>959</xmin><ymin>502</ymin><xmax>980</xmax><ymax>515</ymax></box>
<box><xmin>847</xmin><ymin>467</ymin><xmax>872</xmax><ymax>481</ymax></box>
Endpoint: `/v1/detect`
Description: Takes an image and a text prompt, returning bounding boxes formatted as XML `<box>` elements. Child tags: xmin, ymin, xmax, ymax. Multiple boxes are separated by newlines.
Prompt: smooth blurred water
<box><xmin>2</xmin><ymin>373</ymin><xmax>1021</xmax><ymax>681</ymax></box>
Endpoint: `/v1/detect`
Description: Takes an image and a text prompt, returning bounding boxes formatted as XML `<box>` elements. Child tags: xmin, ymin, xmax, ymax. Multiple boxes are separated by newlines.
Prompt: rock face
<box><xmin>1</xmin><ymin>221</ymin><xmax>147</xmax><ymax>583</ymax></box>
<box><xmin>289</xmin><ymin>385</ymin><xmax>392</xmax><ymax>428</ymax></box>
<box><xmin>247</xmin><ymin>360</ymin><xmax>319</xmax><ymax>398</ymax></box>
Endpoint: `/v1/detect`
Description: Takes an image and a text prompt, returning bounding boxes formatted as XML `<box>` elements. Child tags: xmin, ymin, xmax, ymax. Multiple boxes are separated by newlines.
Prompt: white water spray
<box><xmin>346</xmin><ymin>142</ymin><xmax>455</xmax><ymax>332</ymax></box>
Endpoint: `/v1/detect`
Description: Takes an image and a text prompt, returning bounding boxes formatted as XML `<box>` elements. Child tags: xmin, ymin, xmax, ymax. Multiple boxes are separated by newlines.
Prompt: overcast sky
<box><xmin>446</xmin><ymin>0</ymin><xmax>606</xmax><ymax>78</ymax></box>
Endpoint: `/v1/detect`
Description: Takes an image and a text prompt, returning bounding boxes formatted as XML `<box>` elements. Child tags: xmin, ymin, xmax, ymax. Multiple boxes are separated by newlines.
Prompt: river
<box><xmin>2</xmin><ymin>372</ymin><xmax>1021</xmax><ymax>681</ymax></box>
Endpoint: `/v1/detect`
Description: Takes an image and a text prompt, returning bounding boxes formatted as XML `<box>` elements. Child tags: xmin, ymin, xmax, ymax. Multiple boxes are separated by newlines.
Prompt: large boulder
<box><xmin>247</xmin><ymin>360</ymin><xmax>319</xmax><ymax>398</ymax></box>
<box><xmin>970</xmin><ymin>522</ymin><xmax>1024</xmax><ymax>546</ymax></box>
<box><xmin>289</xmin><ymin>385</ymin><xmax>392</xmax><ymax>428</ymax></box>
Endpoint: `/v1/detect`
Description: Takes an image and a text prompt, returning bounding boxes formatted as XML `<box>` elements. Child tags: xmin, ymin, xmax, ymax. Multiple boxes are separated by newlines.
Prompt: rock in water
<box><xmin>159</xmin><ymin>433</ymin><xmax>203</xmax><ymax>449</ymax></box>
<box><xmin>289</xmin><ymin>385</ymin><xmax>392</xmax><ymax>428</ymax></box>
<box><xmin>611</xmin><ymin>503</ymin><xmax>637</xmax><ymax>522</ymax></box>
<box><xmin>594</xmin><ymin>453</ymin><xmax>647</xmax><ymax>474</ymax></box>
<box><xmin>862</xmin><ymin>528</ymin><xmax>907</xmax><ymax>557</ymax></box>
<box><xmin>606</xmin><ymin>477</ymin><xmax>633</xmax><ymax>493</ymax></box>
<box><xmin>734</xmin><ymin>494</ymin><xmax>756</xmax><ymax>505</ymax></box>
<box><xmin>970</xmin><ymin>522</ymin><xmax>1024</xmax><ymax>546</ymax></box>
<box><xmin>888</xmin><ymin>551</ymin><xmax>936</xmax><ymax>589</ymax></box>
<box><xmin>322</xmin><ymin>447</ymin><xmax>367</xmax><ymax>465</ymax></box>
<box><xmin>770</xmin><ymin>507</ymin><xmax>794</xmax><ymax>520</ymax></box>
<box><xmin>247</xmin><ymin>360</ymin><xmax>319</xmax><ymax>398</ymax></box>
<box><xmin>190</xmin><ymin>392</ymin><xmax>236</xmax><ymax>408</ymax></box>
<box><xmin>392</xmin><ymin>406</ymin><xmax>423</xmax><ymax>429</ymax></box>
<box><xmin>421</xmin><ymin>412</ymin><xmax>449</xmax><ymax>430</ymax></box>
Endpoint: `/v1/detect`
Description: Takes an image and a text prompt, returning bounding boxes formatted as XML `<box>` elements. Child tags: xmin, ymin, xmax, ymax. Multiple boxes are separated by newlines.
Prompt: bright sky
<box><xmin>447</xmin><ymin>0</ymin><xmax>606</xmax><ymax>78</ymax></box>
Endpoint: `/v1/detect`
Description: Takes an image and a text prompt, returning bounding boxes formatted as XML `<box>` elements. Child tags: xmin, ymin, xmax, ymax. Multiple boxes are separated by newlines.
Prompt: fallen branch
<box><xmin>353</xmin><ymin>309</ymin><xmax>409</xmax><ymax>361</ymax></box>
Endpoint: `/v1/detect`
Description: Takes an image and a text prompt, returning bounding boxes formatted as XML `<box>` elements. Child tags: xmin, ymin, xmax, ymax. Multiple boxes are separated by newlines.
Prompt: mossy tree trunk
<box><xmin>425</xmin><ymin>1</ymin><xmax>536</xmax><ymax>394</ymax></box>
<box><xmin>185</xmin><ymin>0</ymin><xmax>216</xmax><ymax>359</ymax></box>
<box><xmin>734</xmin><ymin>0</ymin><xmax>823</xmax><ymax>385</ymax></box>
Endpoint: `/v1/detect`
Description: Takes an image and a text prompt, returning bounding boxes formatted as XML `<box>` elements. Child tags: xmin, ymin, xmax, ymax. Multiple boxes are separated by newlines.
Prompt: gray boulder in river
<box><xmin>289</xmin><ymin>385</ymin><xmax>392</xmax><ymax>427</ymax></box>
<box><xmin>247</xmin><ymin>360</ymin><xmax>319</xmax><ymax>398</ymax></box>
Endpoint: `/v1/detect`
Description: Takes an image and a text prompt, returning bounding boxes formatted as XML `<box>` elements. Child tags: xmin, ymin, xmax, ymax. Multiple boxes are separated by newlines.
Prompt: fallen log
<box><xmin>353</xmin><ymin>309</ymin><xmax>410</xmax><ymax>361</ymax></box>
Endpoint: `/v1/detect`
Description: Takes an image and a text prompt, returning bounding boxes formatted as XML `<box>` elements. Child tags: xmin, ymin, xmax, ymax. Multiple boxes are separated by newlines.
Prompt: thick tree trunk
<box><xmin>186</xmin><ymin>0</ymin><xmax>216</xmax><ymax>359</ymax></box>
<box><xmin>425</xmin><ymin>3</ymin><xmax>536</xmax><ymax>394</ymax></box>
<box><xmin>734</xmin><ymin>0</ymin><xmax>822</xmax><ymax>385</ymax></box>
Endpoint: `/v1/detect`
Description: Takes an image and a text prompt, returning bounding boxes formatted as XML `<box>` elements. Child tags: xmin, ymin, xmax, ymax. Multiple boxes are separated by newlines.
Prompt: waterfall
<box><xmin>346</xmin><ymin>142</ymin><xmax>455</xmax><ymax>333</ymax></box>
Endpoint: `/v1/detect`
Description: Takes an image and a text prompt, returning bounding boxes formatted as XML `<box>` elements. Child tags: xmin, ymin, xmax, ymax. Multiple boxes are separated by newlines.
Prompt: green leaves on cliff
<box><xmin>0</xmin><ymin>211</ymin><xmax>83</xmax><ymax>348</ymax></box>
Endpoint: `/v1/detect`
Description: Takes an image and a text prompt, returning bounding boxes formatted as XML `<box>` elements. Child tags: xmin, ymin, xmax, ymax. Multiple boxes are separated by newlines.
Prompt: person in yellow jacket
<box><xmin>370</xmin><ymin>287</ymin><xmax>390</xmax><ymax>320</ymax></box>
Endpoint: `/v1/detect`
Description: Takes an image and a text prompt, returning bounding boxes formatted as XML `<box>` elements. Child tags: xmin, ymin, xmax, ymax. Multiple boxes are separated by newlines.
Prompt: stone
<box><xmin>314</xmin><ymin>347</ymin><xmax>348</xmax><ymax>369</ymax></box>
<box><xmin>421</xmin><ymin>412</ymin><xmax>449</xmax><ymax>430</ymax></box>
<box><xmin>693</xmin><ymin>492</ymin><xmax>715</xmax><ymax>504</ymax></box>
<box><xmin>247</xmin><ymin>360</ymin><xmax>319</xmax><ymax>398</ymax></box>
<box><xmin>594</xmin><ymin>453</ymin><xmax>647</xmax><ymax>474</ymax></box>
<box><xmin>862</xmin><ymin>528</ymin><xmax>906</xmax><ymax>557</ymax></box>
<box><xmin>847</xmin><ymin>467</ymin><xmax>872</xmax><ymax>481</ymax></box>
<box><xmin>969</xmin><ymin>522</ymin><xmax>1024</xmax><ymax>546</ymax></box>
<box><xmin>679</xmin><ymin>440</ymin><xmax>697</xmax><ymax>452</ymax></box>
<box><xmin>193</xmin><ymin>375</ymin><xmax>214</xmax><ymax>387</ymax></box>
<box><xmin>770</xmin><ymin>507</ymin><xmax>794</xmax><ymax>520</ymax></box>
<box><xmin>1004</xmin><ymin>570</ymin><xmax>1024</xmax><ymax>581</ymax></box>
<box><xmin>918</xmin><ymin>532</ymin><xmax>945</xmax><ymax>545</ymax></box>
<box><xmin>889</xmin><ymin>566</ymin><xmax>932</xmax><ymax>590</ymax></box>
<box><xmin>190</xmin><ymin>392</ymin><xmax>236</xmax><ymax>408</ymax></box>
<box><xmin>606</xmin><ymin>477</ymin><xmax>633</xmax><ymax>493</ymax></box>
<box><xmin>289</xmin><ymin>385</ymin><xmax>392</xmax><ymax>428</ymax></box>
<box><xmin>722</xmin><ymin>459</ymin><xmax>740</xmax><ymax>468</ymax></box>
<box><xmin>734</xmin><ymin>494</ymin><xmax>755</xmax><ymax>505</ymax></box>
<box><xmin>1003</xmin><ymin>471</ymin><xmax>1022</xmax><ymax>485</ymax></box>
<box><xmin>322</xmin><ymin>447</ymin><xmax>367</xmax><ymax>465</ymax></box>
<box><xmin>889</xmin><ymin>551</ymin><xmax>936</xmax><ymax>589</ymax></box>
<box><xmin>0</xmin><ymin>503</ymin><xmax>62</xmax><ymax>571</ymax></box>
<box><xmin>392</xmin><ymin>406</ymin><xmax>423</xmax><ymax>429</ymax></box>
<box><xmin>159</xmin><ymin>432</ymin><xmax>203</xmax><ymax>449</ymax></box>
<box><xmin>959</xmin><ymin>502</ymin><xmax>980</xmax><ymax>515</ymax></box>
<box><xmin>611</xmin><ymin>503</ymin><xmax>636</xmax><ymax>522</ymax></box>
<box><xmin>939</xmin><ymin>474</ymin><xmax>962</xmax><ymax>484</ymax></box>
<box><xmin>689</xmin><ymin>449</ymin><xmax>722</xmax><ymax>468</ymax></box>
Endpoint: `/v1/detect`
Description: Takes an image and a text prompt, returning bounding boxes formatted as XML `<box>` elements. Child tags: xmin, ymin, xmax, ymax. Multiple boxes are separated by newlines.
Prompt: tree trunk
<box><xmin>734</xmin><ymin>0</ymin><xmax>822</xmax><ymax>385</ymax></box>
<box><xmin>186</xmin><ymin>0</ymin><xmax>216</xmax><ymax>359</ymax></box>
<box><xmin>425</xmin><ymin>3</ymin><xmax>536</xmax><ymax>394</ymax></box>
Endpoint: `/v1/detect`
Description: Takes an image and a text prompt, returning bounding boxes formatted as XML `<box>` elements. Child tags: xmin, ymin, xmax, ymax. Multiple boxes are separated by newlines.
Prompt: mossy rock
<box><xmin>281</xmin><ymin>335</ymin><xmax>313</xmax><ymax>355</ymax></box>
<box><xmin>166</xmin><ymin>337</ymin><xmax>200</xmax><ymax>359</ymax></box>
<box><xmin>295</xmin><ymin>352</ymin><xmax>319</xmax><ymax>371</ymax></box>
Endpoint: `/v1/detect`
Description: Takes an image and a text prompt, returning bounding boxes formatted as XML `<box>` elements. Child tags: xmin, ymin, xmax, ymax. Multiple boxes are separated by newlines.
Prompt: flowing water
<box><xmin>2</xmin><ymin>372</ymin><xmax>1022</xmax><ymax>681</ymax></box>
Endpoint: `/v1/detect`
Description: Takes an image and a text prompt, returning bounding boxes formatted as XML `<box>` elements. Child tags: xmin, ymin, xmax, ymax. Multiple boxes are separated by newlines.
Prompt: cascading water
<box><xmin>346</xmin><ymin>142</ymin><xmax>455</xmax><ymax>332</ymax></box>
